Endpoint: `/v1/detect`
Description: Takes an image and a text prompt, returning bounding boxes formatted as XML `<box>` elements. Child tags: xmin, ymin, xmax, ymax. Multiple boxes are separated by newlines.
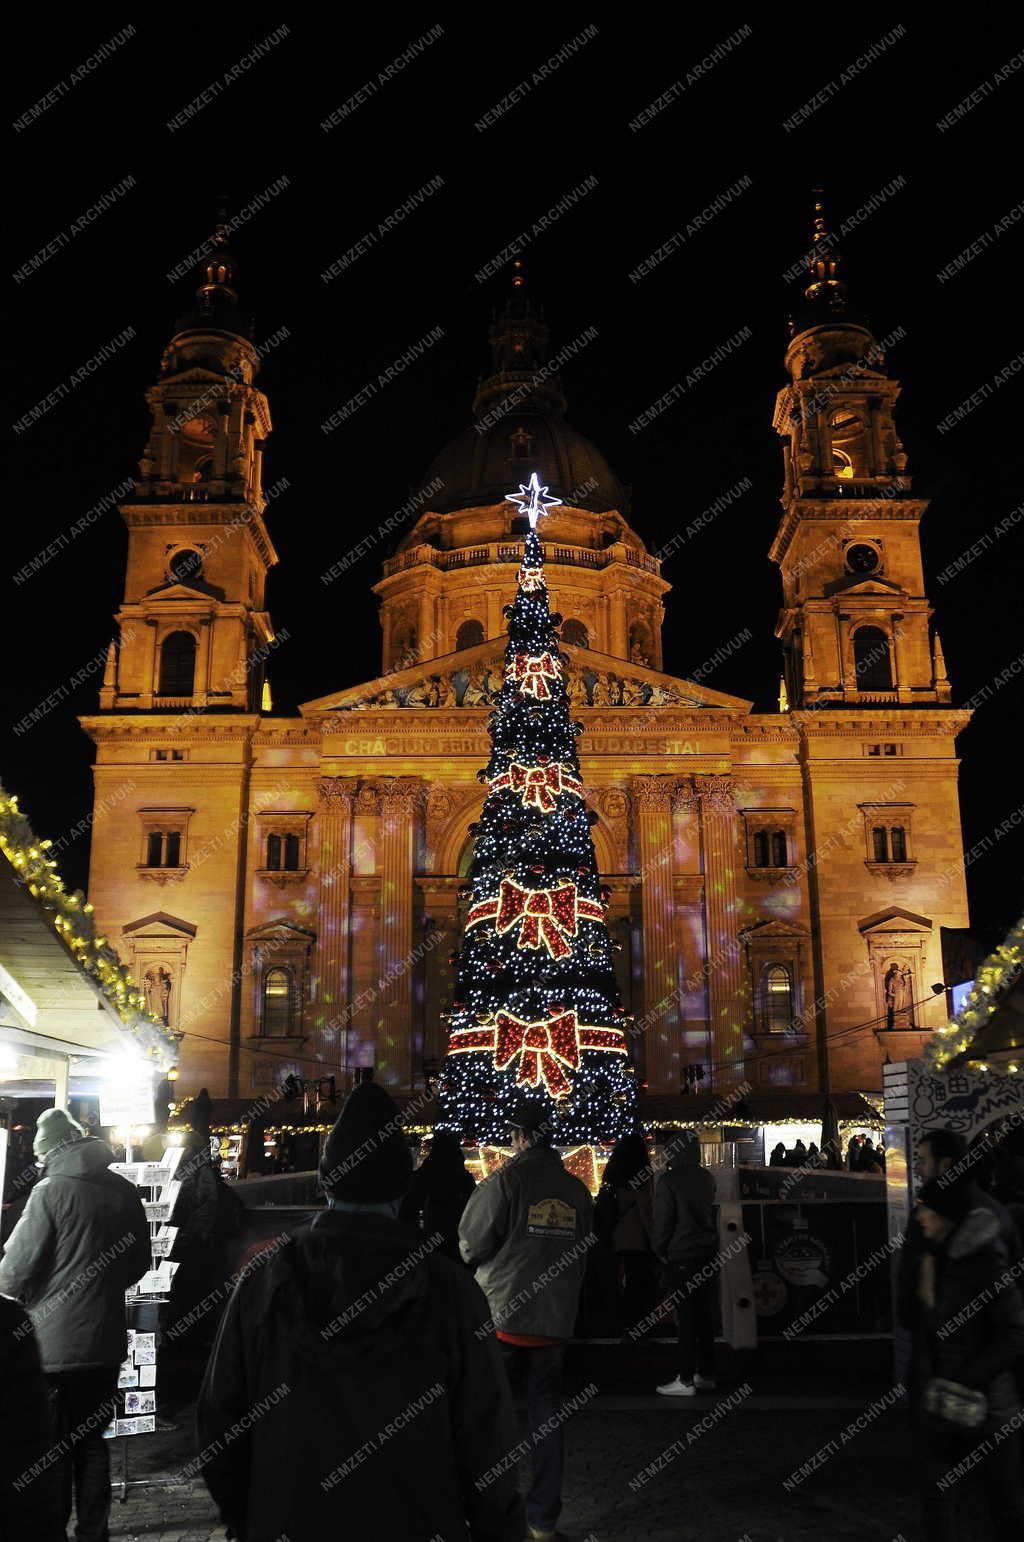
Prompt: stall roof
<box><xmin>0</xmin><ymin>785</ymin><xmax>177</xmax><ymax>1072</ymax></box>
<box><xmin>0</xmin><ymin>853</ymin><xmax>129</xmax><ymax>1052</ymax></box>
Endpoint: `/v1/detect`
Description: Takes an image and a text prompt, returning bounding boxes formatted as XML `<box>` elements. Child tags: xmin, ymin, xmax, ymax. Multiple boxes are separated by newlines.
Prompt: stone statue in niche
<box><xmin>145</xmin><ymin>966</ymin><xmax>173</xmax><ymax>1025</ymax></box>
<box><xmin>884</xmin><ymin>960</ymin><xmax>915</xmax><ymax>1028</ymax></box>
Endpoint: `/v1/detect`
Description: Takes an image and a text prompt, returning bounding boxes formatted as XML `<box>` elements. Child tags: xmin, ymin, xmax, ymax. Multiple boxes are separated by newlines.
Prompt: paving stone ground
<box><xmin>97</xmin><ymin>1345</ymin><xmax>952</xmax><ymax>1541</ymax></box>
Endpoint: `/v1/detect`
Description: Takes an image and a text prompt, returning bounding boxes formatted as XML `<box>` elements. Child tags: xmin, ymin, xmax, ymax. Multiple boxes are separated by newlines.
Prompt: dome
<box><xmin>420</xmin><ymin>407</ymin><xmax>628</xmax><ymax>517</ymax></box>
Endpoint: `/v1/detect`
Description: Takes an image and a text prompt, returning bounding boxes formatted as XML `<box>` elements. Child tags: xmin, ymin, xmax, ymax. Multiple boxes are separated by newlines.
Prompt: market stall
<box><xmin>0</xmin><ymin>787</ymin><xmax>178</xmax><ymax>1202</ymax></box>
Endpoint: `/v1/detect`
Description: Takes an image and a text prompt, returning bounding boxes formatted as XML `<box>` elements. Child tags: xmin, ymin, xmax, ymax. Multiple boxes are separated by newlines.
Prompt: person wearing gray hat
<box><xmin>0</xmin><ymin>1104</ymin><xmax>150</xmax><ymax>1542</ymax></box>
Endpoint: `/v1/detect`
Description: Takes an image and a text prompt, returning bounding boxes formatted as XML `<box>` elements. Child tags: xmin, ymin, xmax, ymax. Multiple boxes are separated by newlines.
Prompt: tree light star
<box><xmin>506</xmin><ymin>471</ymin><xmax>562</xmax><ymax>529</ymax></box>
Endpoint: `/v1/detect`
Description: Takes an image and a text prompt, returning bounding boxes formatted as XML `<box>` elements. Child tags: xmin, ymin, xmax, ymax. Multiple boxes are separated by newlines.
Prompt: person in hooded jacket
<box><xmin>909</xmin><ymin>1174</ymin><xmax>1024</xmax><ymax>1537</ymax></box>
<box><xmin>651</xmin><ymin>1131</ymin><xmax>719</xmax><ymax>1397</ymax></box>
<box><xmin>0</xmin><ymin>1106</ymin><xmax>150</xmax><ymax>1542</ymax></box>
<box><xmin>167</xmin><ymin>1123</ymin><xmax>221</xmax><ymax>1346</ymax></box>
<box><xmin>197</xmin><ymin>1080</ymin><xmax>524</xmax><ymax>1542</ymax></box>
<box><xmin>400</xmin><ymin>1130</ymin><xmax>476</xmax><ymax>1261</ymax></box>
<box><xmin>598</xmin><ymin>1131</ymin><xmax>656</xmax><ymax>1330</ymax></box>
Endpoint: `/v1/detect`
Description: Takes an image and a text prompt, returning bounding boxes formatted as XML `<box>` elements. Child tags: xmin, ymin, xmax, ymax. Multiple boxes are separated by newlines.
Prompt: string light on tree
<box><xmin>436</xmin><ymin>478</ymin><xmax>638</xmax><ymax>1146</ymax></box>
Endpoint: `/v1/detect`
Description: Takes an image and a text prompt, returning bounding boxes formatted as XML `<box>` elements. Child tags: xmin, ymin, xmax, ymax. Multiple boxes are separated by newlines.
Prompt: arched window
<box><xmin>284</xmin><ymin>833</ymin><xmax>301</xmax><ymax>870</ymax></box>
<box><xmin>561</xmin><ymin>618</ymin><xmax>589</xmax><ymax>648</ymax></box>
<box><xmin>771</xmin><ymin>830</ymin><xmax>788</xmax><ymax>867</ymax></box>
<box><xmin>266</xmin><ymin>834</ymin><xmax>282</xmax><ymax>871</ymax></box>
<box><xmin>753</xmin><ymin>831</ymin><xmax>769</xmax><ymax>867</ymax></box>
<box><xmin>263</xmin><ymin>968</ymin><xmax>293</xmax><ymax>1036</ymax></box>
<box><xmin>763</xmin><ymin>965</ymin><xmax>793</xmax><ymax>1034</ymax></box>
<box><xmin>890</xmin><ymin>826</ymin><xmax>907</xmax><ymax>863</ymax></box>
<box><xmin>872</xmin><ymin>827</ymin><xmax>889</xmax><ymax>863</ymax></box>
<box><xmin>146</xmin><ymin>830</ymin><xmax>163</xmax><ymax>867</ymax></box>
<box><xmin>158</xmin><ymin>631</ymin><xmax>197</xmax><ymax>696</ymax></box>
<box><xmin>852</xmin><ymin>626</ymin><xmax>893</xmax><ymax>692</ymax></box>
<box><xmin>455</xmin><ymin>619</ymin><xmax>485</xmax><ymax>650</ymax></box>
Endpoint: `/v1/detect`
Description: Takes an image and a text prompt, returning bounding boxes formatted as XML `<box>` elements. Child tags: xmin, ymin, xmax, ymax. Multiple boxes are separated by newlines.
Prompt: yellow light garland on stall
<box><xmin>0</xmin><ymin>788</ymin><xmax>177</xmax><ymax>1067</ymax></box>
<box><xmin>925</xmin><ymin>912</ymin><xmax>1024</xmax><ymax>1072</ymax></box>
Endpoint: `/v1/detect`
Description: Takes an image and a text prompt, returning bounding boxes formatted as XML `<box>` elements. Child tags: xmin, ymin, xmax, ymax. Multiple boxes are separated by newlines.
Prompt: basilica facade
<box><xmin>81</xmin><ymin>217</ymin><xmax>971</xmax><ymax>1106</ymax></box>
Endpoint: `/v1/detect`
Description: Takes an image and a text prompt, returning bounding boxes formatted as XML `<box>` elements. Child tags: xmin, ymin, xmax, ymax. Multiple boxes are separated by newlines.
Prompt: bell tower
<box><xmin>769</xmin><ymin>196</ymin><xmax>950</xmax><ymax>708</ymax></box>
<box><xmin>100</xmin><ymin>214</ymin><xmax>277</xmax><ymax>712</ymax></box>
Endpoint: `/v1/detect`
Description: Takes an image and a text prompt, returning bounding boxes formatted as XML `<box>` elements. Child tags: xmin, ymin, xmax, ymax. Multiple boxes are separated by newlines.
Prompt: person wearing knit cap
<box><xmin>198</xmin><ymin>1080</ymin><xmax>524</xmax><ymax>1542</ymax></box>
<box><xmin>908</xmin><ymin>1173</ymin><xmax>1024</xmax><ymax>1535</ymax></box>
<box><xmin>0</xmin><ymin>1103</ymin><xmax>151</xmax><ymax>1542</ymax></box>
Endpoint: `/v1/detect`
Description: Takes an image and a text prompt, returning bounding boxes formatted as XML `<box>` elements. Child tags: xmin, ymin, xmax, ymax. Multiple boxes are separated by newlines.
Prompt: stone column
<box><xmin>376</xmin><ymin>777</ymin><xmax>424</xmax><ymax>1095</ymax></box>
<box><xmin>695</xmin><ymin>775</ymin><xmax>746</xmax><ymax>1089</ymax></box>
<box><xmin>315</xmin><ymin>777</ymin><xmax>356</xmax><ymax>1069</ymax></box>
<box><xmin>632</xmin><ymin>775</ymin><xmax>680</xmax><ymax>1093</ymax></box>
<box><xmin>417</xmin><ymin>591</ymin><xmax>436</xmax><ymax>661</ymax></box>
<box><xmin>609</xmin><ymin>591</ymin><xmax>629</xmax><ymax>660</ymax></box>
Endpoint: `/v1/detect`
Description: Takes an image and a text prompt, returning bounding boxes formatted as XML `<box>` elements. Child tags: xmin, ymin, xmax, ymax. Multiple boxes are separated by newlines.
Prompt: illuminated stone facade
<box><xmin>81</xmin><ymin>230</ymin><xmax>970</xmax><ymax>1103</ymax></box>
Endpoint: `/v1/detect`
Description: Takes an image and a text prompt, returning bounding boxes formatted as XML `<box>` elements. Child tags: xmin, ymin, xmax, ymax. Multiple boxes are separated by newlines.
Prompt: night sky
<box><xmin>4</xmin><ymin>16</ymin><xmax>1023</xmax><ymax>936</ymax></box>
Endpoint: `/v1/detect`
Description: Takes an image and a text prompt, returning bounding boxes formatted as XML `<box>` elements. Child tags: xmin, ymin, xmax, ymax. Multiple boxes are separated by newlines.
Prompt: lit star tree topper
<box><xmin>506</xmin><ymin>470</ymin><xmax>562</xmax><ymax>529</ymax></box>
<box><xmin>436</xmin><ymin>477</ymin><xmax>639</xmax><ymax>1147</ymax></box>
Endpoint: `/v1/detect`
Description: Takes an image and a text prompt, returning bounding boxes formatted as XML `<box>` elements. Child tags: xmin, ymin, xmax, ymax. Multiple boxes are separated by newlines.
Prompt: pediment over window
<box><xmin>245</xmin><ymin>919</ymin><xmax>317</xmax><ymax>946</ymax></box>
<box><xmin>739</xmin><ymin>919</ymin><xmax>810</xmax><ymax>943</ymax></box>
<box><xmin>145</xmin><ymin>578</ymin><xmax>226</xmax><ymax>602</ymax></box>
<box><xmin>122</xmin><ymin>911</ymin><xmax>197</xmax><ymax>940</ymax></box>
<box><xmin>824</xmin><ymin>575</ymin><xmax>905</xmax><ymax>600</ymax></box>
<box><xmin>858</xmin><ymin>906</ymin><xmax>932</xmax><ymax>935</ymax></box>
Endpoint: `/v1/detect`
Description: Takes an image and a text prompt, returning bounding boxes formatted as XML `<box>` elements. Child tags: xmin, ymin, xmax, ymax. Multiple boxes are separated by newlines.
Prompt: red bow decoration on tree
<box><xmin>506</xmin><ymin>652</ymin><xmax>561</xmax><ymax>700</ymax></box>
<box><xmin>518</xmin><ymin>565</ymin><xmax>545</xmax><ymax>592</ymax></box>
<box><xmin>495</xmin><ymin>1009</ymin><xmax>580</xmax><ymax>1095</ymax></box>
<box><xmin>447</xmin><ymin>1011</ymin><xmax>628</xmax><ymax>1098</ymax></box>
<box><xmin>491</xmin><ymin>761</ymin><xmax>584</xmax><ymax>812</ymax></box>
<box><xmin>467</xmin><ymin>878</ymin><xmax>604</xmax><ymax>960</ymax></box>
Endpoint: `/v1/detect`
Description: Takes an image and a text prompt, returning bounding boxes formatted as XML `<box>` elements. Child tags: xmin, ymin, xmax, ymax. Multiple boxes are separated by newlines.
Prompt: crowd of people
<box><xmin>3</xmin><ymin>1089</ymin><xmax>1024</xmax><ymax>1539</ymax></box>
<box><xmin>766</xmin><ymin>1132</ymin><xmax>887</xmax><ymax>1172</ymax></box>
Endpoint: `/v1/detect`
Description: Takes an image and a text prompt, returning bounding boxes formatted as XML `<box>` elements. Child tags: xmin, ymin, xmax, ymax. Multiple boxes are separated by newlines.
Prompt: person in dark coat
<box><xmin>897</xmin><ymin>1128</ymin><xmax>1023</xmax><ymax>1335</ymax></box>
<box><xmin>167</xmin><ymin>1125</ymin><xmax>221</xmax><ymax>1345</ymax></box>
<box><xmin>769</xmin><ymin>1142</ymin><xmax>787</xmax><ymax>1167</ymax></box>
<box><xmin>399</xmin><ymin>1130</ymin><xmax>475</xmax><ymax>1261</ymax></box>
<box><xmin>909</xmin><ymin>1175</ymin><xmax>1024</xmax><ymax>1536</ymax></box>
<box><xmin>599</xmin><ymin>1132</ymin><xmax>656</xmax><ymax>1330</ymax></box>
<box><xmin>651</xmin><ymin>1131</ymin><xmax>718</xmax><ymax>1397</ymax></box>
<box><xmin>197</xmin><ymin>1080</ymin><xmax>523</xmax><ymax>1542</ymax></box>
<box><xmin>0</xmin><ymin>1295</ymin><xmax>64</xmax><ymax>1541</ymax></box>
<box><xmin>0</xmin><ymin>1106</ymin><xmax>150</xmax><ymax>1542</ymax></box>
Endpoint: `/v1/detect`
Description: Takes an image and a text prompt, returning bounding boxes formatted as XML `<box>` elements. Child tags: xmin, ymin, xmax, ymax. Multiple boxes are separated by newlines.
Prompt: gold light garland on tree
<box><xmin>0</xmin><ymin>788</ymin><xmax>177</xmax><ymax>1066</ymax></box>
<box><xmin>926</xmin><ymin>911</ymin><xmax>1024</xmax><ymax>1072</ymax></box>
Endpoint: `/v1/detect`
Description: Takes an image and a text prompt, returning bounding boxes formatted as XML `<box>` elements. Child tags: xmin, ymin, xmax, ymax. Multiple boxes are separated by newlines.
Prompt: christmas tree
<box><xmin>438</xmin><ymin>474</ymin><xmax>639</xmax><ymax>1147</ymax></box>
